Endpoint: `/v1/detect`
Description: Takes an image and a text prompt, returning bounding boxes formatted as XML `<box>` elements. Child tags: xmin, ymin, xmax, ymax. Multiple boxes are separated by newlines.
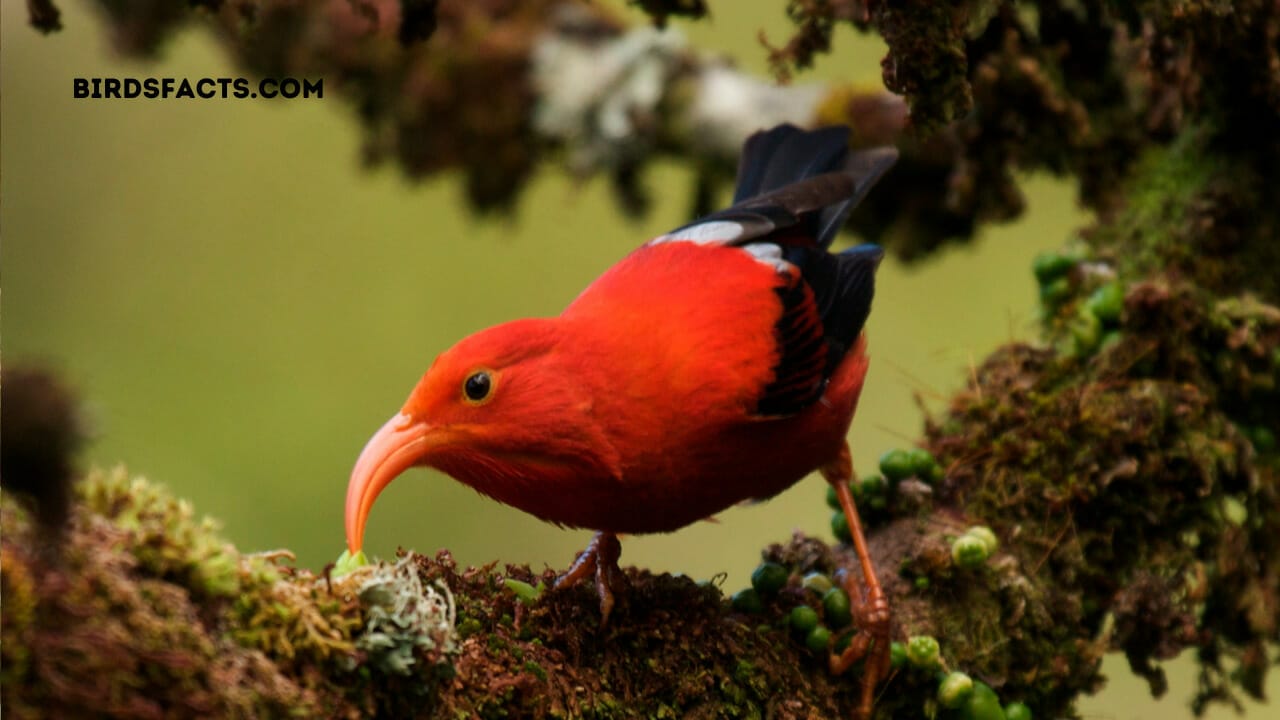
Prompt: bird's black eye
<box><xmin>463</xmin><ymin>371</ymin><xmax>492</xmax><ymax>403</ymax></box>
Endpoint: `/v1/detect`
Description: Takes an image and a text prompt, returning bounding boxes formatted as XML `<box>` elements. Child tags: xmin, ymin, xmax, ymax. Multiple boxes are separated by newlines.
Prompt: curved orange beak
<box><xmin>344</xmin><ymin>412</ymin><xmax>433</xmax><ymax>554</ymax></box>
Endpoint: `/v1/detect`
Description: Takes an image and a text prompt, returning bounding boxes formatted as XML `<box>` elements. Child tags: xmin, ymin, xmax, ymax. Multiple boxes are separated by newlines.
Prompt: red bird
<box><xmin>345</xmin><ymin>125</ymin><xmax>897</xmax><ymax>716</ymax></box>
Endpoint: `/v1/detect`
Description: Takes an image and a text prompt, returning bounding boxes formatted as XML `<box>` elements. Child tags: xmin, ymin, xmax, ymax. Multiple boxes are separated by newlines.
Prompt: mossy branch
<box><xmin>8</xmin><ymin>0</ymin><xmax>1280</xmax><ymax>718</ymax></box>
<box><xmin>36</xmin><ymin>0</ymin><xmax>1280</xmax><ymax>261</ymax></box>
<box><xmin>3</xmin><ymin>175</ymin><xmax>1279</xmax><ymax>717</ymax></box>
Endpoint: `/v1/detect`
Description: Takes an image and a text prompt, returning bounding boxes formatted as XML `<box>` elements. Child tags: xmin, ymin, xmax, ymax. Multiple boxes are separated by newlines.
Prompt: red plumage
<box><xmin>344</xmin><ymin>125</ymin><xmax>898</xmax><ymax>718</ymax></box>
<box><xmin>399</xmin><ymin>242</ymin><xmax>868</xmax><ymax>533</ymax></box>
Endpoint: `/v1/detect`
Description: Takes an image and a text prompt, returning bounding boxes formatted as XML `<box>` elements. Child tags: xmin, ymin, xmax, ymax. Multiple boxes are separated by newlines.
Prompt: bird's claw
<box><xmin>823</xmin><ymin>443</ymin><xmax>892</xmax><ymax>720</ymax></box>
<box><xmin>554</xmin><ymin>531</ymin><xmax>626</xmax><ymax>626</ymax></box>
<box><xmin>826</xmin><ymin>578</ymin><xmax>891</xmax><ymax>720</ymax></box>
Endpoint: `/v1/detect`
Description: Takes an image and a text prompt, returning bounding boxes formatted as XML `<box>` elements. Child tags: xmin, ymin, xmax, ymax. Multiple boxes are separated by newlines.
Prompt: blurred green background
<box><xmin>2</xmin><ymin>1</ymin><xmax>1271</xmax><ymax>718</ymax></box>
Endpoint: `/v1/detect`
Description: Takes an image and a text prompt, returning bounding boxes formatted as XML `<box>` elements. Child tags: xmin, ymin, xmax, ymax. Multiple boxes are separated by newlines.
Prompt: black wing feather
<box><xmin>756</xmin><ymin>274</ymin><xmax>827</xmax><ymax>415</ymax></box>
<box><xmin>661</xmin><ymin>125</ymin><xmax>897</xmax><ymax>417</ymax></box>
<box><xmin>735</xmin><ymin>126</ymin><xmax>851</xmax><ymax>205</ymax></box>
<box><xmin>813</xmin><ymin>148</ymin><xmax>899</xmax><ymax>247</ymax></box>
<box><xmin>757</xmin><ymin>246</ymin><xmax>883</xmax><ymax>414</ymax></box>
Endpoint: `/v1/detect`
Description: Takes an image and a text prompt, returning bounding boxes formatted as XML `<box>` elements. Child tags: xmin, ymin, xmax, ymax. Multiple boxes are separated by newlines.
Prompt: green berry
<box><xmin>914</xmin><ymin>575</ymin><xmax>931</xmax><ymax>591</ymax></box>
<box><xmin>822</xmin><ymin>587</ymin><xmax>853</xmax><ymax>629</ymax></box>
<box><xmin>731</xmin><ymin>588</ymin><xmax>764</xmax><ymax>614</ymax></box>
<box><xmin>1033</xmin><ymin>251</ymin><xmax>1076</xmax><ymax>284</ymax></box>
<box><xmin>938</xmin><ymin>671</ymin><xmax>975</xmax><ymax>708</ymax></box>
<box><xmin>789</xmin><ymin>605</ymin><xmax>820</xmax><ymax>634</ymax></box>
<box><xmin>859</xmin><ymin>474</ymin><xmax>888</xmax><ymax>495</ymax></box>
<box><xmin>333</xmin><ymin>548</ymin><xmax>369</xmax><ymax>577</ymax></box>
<box><xmin>1085</xmin><ymin>282</ymin><xmax>1124</xmax><ymax>325</ymax></box>
<box><xmin>751</xmin><ymin>562</ymin><xmax>788</xmax><ymax>595</ymax></box>
<box><xmin>964</xmin><ymin>526</ymin><xmax>999</xmax><ymax>554</ymax></box>
<box><xmin>1250</xmin><ymin>425</ymin><xmax>1276</xmax><ymax>453</ymax></box>
<box><xmin>802</xmin><ymin>572</ymin><xmax>834</xmax><ymax>595</ymax></box>
<box><xmin>831</xmin><ymin>510</ymin><xmax>852</xmax><ymax>543</ymax></box>
<box><xmin>879</xmin><ymin>449</ymin><xmax>914</xmax><ymax>481</ymax></box>
<box><xmin>1004</xmin><ymin>701</ymin><xmax>1032</xmax><ymax>720</ymax></box>
<box><xmin>1099</xmin><ymin>329</ymin><xmax>1123</xmax><ymax>352</ymax></box>
<box><xmin>963</xmin><ymin>681</ymin><xmax>1006</xmax><ymax>720</ymax></box>
<box><xmin>952</xmin><ymin>534</ymin><xmax>991</xmax><ymax>568</ymax></box>
<box><xmin>805</xmin><ymin>625</ymin><xmax>832</xmax><ymax>654</ymax></box>
<box><xmin>889</xmin><ymin>641</ymin><xmax>907</xmax><ymax>669</ymax></box>
<box><xmin>906</xmin><ymin>635</ymin><xmax>941</xmax><ymax>669</ymax></box>
<box><xmin>1067</xmin><ymin>307</ymin><xmax>1102</xmax><ymax>355</ymax></box>
<box><xmin>905</xmin><ymin>448</ymin><xmax>937</xmax><ymax>479</ymax></box>
<box><xmin>1039</xmin><ymin>276</ymin><xmax>1072</xmax><ymax>308</ymax></box>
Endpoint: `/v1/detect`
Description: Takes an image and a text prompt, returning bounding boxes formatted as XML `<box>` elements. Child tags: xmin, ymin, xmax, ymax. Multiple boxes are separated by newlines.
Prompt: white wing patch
<box><xmin>649</xmin><ymin>223</ymin><xmax>792</xmax><ymax>274</ymax></box>
<box><xmin>741</xmin><ymin>242</ymin><xmax>793</xmax><ymax>273</ymax></box>
<box><xmin>651</xmin><ymin>220</ymin><xmax>745</xmax><ymax>245</ymax></box>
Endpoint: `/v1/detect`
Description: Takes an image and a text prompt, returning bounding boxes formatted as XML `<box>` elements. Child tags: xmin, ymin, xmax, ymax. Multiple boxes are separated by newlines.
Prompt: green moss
<box><xmin>1</xmin><ymin>478</ymin><xmax>323</xmax><ymax>717</ymax></box>
<box><xmin>924</xmin><ymin>305</ymin><xmax>1279</xmax><ymax>713</ymax></box>
<box><xmin>1091</xmin><ymin>125</ymin><xmax>1280</xmax><ymax>304</ymax></box>
<box><xmin>79</xmin><ymin>466</ymin><xmax>242</xmax><ymax>598</ymax></box>
<box><xmin>1118</xmin><ymin>129</ymin><xmax>1220</xmax><ymax>266</ymax></box>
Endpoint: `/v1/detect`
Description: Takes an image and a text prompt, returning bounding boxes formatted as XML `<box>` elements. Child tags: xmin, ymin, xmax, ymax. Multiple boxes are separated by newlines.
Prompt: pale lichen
<box><xmin>354</xmin><ymin>556</ymin><xmax>459</xmax><ymax>675</ymax></box>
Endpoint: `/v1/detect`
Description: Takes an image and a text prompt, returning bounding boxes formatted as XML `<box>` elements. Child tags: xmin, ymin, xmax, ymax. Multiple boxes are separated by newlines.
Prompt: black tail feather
<box><xmin>779</xmin><ymin>242</ymin><xmax>884</xmax><ymax>370</ymax></box>
<box><xmin>813</xmin><ymin>148</ymin><xmax>899</xmax><ymax>248</ymax></box>
<box><xmin>826</xmin><ymin>244</ymin><xmax>885</xmax><ymax>359</ymax></box>
<box><xmin>660</xmin><ymin>124</ymin><xmax>897</xmax><ymax>417</ymax></box>
<box><xmin>734</xmin><ymin>125</ymin><xmax>851</xmax><ymax>205</ymax></box>
<box><xmin>731</xmin><ymin>124</ymin><xmax>896</xmax><ymax>248</ymax></box>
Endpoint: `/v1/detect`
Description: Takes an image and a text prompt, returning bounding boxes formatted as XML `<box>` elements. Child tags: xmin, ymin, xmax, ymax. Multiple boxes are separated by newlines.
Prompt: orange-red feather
<box><xmin>345</xmin><ymin>124</ymin><xmax>892</xmax><ymax>553</ymax></box>
<box><xmin>400</xmin><ymin>240</ymin><xmax>870</xmax><ymax>533</ymax></box>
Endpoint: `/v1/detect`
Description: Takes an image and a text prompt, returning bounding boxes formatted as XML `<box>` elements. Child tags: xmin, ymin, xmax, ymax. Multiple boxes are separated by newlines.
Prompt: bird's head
<box><xmin>343</xmin><ymin>317</ymin><xmax>608</xmax><ymax>555</ymax></box>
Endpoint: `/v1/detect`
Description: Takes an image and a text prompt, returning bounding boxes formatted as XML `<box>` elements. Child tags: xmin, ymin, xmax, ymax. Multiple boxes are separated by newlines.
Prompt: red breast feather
<box><xmin>421</xmin><ymin>125</ymin><xmax>894</xmax><ymax>533</ymax></box>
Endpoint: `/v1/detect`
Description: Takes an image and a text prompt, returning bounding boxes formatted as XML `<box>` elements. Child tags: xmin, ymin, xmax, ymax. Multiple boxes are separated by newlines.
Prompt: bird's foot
<box><xmin>823</xmin><ymin>443</ymin><xmax>892</xmax><ymax>720</ymax></box>
<box><xmin>554</xmin><ymin>531</ymin><xmax>626</xmax><ymax>626</ymax></box>
<box><xmin>826</xmin><ymin>574</ymin><xmax>891</xmax><ymax>720</ymax></box>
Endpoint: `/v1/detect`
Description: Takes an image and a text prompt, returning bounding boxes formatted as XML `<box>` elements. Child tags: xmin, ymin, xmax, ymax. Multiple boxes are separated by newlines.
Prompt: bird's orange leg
<box><xmin>554</xmin><ymin>531</ymin><xmax>626</xmax><ymax>625</ymax></box>
<box><xmin>823</xmin><ymin>443</ymin><xmax>891</xmax><ymax>720</ymax></box>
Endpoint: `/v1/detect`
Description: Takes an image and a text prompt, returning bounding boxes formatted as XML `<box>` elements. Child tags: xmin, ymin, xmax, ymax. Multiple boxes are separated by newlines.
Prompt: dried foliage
<box><xmin>26</xmin><ymin>0</ymin><xmax>62</xmax><ymax>33</ymax></box>
<box><xmin>0</xmin><ymin>366</ymin><xmax>85</xmax><ymax>543</ymax></box>
<box><xmin>628</xmin><ymin>0</ymin><xmax>708</xmax><ymax>27</ymax></box>
<box><xmin>24</xmin><ymin>1</ymin><xmax>1280</xmax><ymax>260</ymax></box>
